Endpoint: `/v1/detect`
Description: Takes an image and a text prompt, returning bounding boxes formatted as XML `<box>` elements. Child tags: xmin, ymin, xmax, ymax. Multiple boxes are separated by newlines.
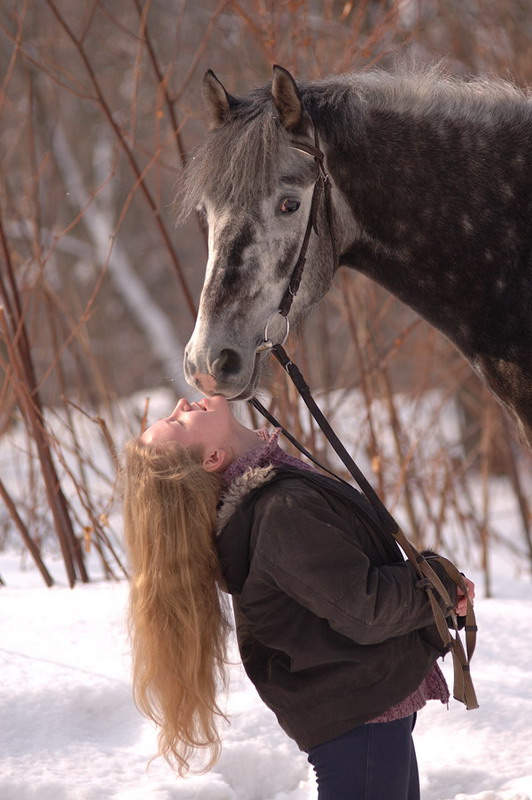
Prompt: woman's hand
<box><xmin>455</xmin><ymin>576</ymin><xmax>475</xmax><ymax>616</ymax></box>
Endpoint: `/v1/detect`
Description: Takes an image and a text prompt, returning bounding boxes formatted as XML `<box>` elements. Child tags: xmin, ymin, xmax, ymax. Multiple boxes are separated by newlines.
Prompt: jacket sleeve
<box><xmin>249</xmin><ymin>481</ymin><xmax>456</xmax><ymax>646</ymax></box>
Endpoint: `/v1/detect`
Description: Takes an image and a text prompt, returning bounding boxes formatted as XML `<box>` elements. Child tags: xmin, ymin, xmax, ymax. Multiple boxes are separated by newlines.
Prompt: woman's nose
<box><xmin>171</xmin><ymin>398</ymin><xmax>187</xmax><ymax>416</ymax></box>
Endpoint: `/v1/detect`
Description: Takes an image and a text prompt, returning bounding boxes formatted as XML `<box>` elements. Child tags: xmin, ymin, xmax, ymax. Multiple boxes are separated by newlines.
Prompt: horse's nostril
<box><xmin>184</xmin><ymin>351</ymin><xmax>195</xmax><ymax>373</ymax></box>
<box><xmin>212</xmin><ymin>348</ymin><xmax>242</xmax><ymax>379</ymax></box>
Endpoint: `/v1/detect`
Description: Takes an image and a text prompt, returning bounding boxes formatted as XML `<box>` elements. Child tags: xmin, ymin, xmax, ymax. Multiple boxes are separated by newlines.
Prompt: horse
<box><xmin>180</xmin><ymin>65</ymin><xmax>532</xmax><ymax>448</ymax></box>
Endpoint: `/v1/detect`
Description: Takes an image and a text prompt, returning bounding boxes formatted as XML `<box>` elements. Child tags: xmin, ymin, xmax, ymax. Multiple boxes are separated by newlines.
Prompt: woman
<box><xmin>123</xmin><ymin>395</ymin><xmax>474</xmax><ymax>799</ymax></box>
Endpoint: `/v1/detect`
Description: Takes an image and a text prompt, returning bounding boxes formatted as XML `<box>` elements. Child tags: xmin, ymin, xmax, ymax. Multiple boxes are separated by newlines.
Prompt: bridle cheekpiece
<box><xmin>257</xmin><ymin>123</ymin><xmax>337</xmax><ymax>352</ymax></box>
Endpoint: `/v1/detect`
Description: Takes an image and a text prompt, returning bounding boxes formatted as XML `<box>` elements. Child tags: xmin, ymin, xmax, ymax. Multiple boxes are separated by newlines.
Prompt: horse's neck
<box><xmin>321</xmin><ymin>92</ymin><xmax>532</xmax><ymax>356</ymax></box>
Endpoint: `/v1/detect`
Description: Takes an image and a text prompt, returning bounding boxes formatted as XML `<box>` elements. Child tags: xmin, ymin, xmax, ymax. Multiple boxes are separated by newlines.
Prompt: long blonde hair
<box><xmin>123</xmin><ymin>438</ymin><xmax>230</xmax><ymax>774</ymax></box>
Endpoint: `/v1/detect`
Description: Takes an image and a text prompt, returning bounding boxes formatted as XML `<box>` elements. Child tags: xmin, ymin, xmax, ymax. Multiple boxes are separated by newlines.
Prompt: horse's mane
<box><xmin>178</xmin><ymin>64</ymin><xmax>530</xmax><ymax>219</ymax></box>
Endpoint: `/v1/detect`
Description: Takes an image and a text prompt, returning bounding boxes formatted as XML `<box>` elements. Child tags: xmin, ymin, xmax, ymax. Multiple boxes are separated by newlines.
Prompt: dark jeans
<box><xmin>307</xmin><ymin>714</ymin><xmax>420</xmax><ymax>800</ymax></box>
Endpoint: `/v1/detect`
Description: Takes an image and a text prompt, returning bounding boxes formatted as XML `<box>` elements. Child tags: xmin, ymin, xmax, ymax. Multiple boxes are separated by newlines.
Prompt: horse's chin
<box><xmin>227</xmin><ymin>357</ymin><xmax>263</xmax><ymax>401</ymax></box>
<box><xmin>228</xmin><ymin>382</ymin><xmax>259</xmax><ymax>401</ymax></box>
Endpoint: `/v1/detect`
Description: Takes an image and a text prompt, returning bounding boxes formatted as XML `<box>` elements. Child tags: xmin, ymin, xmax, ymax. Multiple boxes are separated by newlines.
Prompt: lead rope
<box><xmin>250</xmin><ymin>343</ymin><xmax>479</xmax><ymax>711</ymax></box>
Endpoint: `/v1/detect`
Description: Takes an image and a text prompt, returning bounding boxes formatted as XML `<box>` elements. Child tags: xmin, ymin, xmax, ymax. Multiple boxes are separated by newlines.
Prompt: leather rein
<box><xmin>250</xmin><ymin>125</ymin><xmax>479</xmax><ymax>712</ymax></box>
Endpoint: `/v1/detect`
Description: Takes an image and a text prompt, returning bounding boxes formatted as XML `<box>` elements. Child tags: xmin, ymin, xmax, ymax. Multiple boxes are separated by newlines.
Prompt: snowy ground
<box><xmin>1</xmin><ymin>549</ymin><xmax>531</xmax><ymax>800</ymax></box>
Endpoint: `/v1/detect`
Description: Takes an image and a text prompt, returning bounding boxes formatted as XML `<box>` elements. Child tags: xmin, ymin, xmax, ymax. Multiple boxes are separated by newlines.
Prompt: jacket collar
<box><xmin>216</xmin><ymin>464</ymin><xmax>276</xmax><ymax>536</ymax></box>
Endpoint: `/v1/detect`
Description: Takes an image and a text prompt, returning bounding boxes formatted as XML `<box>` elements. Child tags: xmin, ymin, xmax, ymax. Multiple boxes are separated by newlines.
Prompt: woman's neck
<box><xmin>229</xmin><ymin>423</ymin><xmax>268</xmax><ymax>462</ymax></box>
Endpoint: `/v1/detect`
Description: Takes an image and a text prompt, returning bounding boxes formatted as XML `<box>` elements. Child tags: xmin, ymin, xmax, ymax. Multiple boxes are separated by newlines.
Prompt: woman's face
<box><xmin>140</xmin><ymin>395</ymin><xmax>235</xmax><ymax>458</ymax></box>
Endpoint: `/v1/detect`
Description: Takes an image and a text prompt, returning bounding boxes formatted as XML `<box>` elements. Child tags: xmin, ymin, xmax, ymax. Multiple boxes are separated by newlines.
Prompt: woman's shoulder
<box><xmin>215</xmin><ymin>467</ymin><xmax>321</xmax><ymax>592</ymax></box>
<box><xmin>217</xmin><ymin>465</ymin><xmax>322</xmax><ymax>531</ymax></box>
<box><xmin>217</xmin><ymin>465</ymin><xmax>372</xmax><ymax>535</ymax></box>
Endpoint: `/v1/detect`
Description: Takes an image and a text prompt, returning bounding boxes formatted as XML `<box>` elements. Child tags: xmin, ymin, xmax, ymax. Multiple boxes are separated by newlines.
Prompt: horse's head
<box><xmin>182</xmin><ymin>66</ymin><xmax>337</xmax><ymax>399</ymax></box>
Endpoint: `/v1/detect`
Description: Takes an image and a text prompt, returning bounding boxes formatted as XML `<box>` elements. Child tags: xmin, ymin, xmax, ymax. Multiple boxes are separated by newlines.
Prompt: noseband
<box><xmin>257</xmin><ymin>123</ymin><xmax>337</xmax><ymax>351</ymax></box>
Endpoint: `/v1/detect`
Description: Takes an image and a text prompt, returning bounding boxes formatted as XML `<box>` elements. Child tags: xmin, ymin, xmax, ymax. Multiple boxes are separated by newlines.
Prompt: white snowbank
<box><xmin>0</xmin><ymin>550</ymin><xmax>530</xmax><ymax>800</ymax></box>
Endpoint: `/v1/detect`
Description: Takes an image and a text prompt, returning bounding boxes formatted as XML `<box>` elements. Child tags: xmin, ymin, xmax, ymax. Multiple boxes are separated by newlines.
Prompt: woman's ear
<box><xmin>202</xmin><ymin>448</ymin><xmax>229</xmax><ymax>473</ymax></box>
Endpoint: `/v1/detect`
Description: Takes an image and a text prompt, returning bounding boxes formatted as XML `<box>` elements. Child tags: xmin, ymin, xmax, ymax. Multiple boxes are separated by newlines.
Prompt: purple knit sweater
<box><xmin>222</xmin><ymin>428</ymin><xmax>450</xmax><ymax>723</ymax></box>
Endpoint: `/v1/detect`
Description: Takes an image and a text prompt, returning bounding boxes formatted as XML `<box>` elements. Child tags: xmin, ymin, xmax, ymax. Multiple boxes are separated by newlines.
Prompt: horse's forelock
<box><xmin>177</xmin><ymin>92</ymin><xmax>292</xmax><ymax>219</ymax></box>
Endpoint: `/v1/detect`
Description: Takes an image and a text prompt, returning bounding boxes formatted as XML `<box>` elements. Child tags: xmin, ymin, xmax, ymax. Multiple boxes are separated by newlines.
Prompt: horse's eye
<box><xmin>279</xmin><ymin>198</ymin><xmax>301</xmax><ymax>214</ymax></box>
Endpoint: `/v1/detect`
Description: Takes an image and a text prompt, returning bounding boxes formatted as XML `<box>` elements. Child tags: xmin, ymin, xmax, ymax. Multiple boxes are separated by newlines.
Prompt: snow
<box><xmin>1</xmin><ymin>548</ymin><xmax>531</xmax><ymax>800</ymax></box>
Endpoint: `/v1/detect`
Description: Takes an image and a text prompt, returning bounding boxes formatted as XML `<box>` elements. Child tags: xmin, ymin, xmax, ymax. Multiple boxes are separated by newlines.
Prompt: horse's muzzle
<box><xmin>184</xmin><ymin>346</ymin><xmax>261</xmax><ymax>399</ymax></box>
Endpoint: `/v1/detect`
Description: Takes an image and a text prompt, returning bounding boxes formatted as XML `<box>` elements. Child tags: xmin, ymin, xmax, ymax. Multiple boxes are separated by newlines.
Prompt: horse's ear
<box><xmin>202</xmin><ymin>70</ymin><xmax>236</xmax><ymax>128</ymax></box>
<box><xmin>271</xmin><ymin>65</ymin><xmax>305</xmax><ymax>132</ymax></box>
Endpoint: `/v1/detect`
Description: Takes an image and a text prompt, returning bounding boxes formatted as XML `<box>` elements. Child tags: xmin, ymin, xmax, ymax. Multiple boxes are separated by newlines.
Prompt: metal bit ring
<box><xmin>256</xmin><ymin>312</ymin><xmax>290</xmax><ymax>352</ymax></box>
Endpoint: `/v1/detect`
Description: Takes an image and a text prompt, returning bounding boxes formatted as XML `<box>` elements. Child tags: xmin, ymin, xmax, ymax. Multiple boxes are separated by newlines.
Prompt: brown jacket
<box><xmin>216</xmin><ymin>466</ymin><xmax>456</xmax><ymax>751</ymax></box>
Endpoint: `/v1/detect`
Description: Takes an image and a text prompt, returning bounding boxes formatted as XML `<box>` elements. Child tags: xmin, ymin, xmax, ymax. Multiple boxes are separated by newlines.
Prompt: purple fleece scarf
<box><xmin>222</xmin><ymin>427</ymin><xmax>315</xmax><ymax>489</ymax></box>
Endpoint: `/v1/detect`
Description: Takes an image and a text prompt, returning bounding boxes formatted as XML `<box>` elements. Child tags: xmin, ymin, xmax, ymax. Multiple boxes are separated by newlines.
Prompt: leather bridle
<box><xmin>257</xmin><ymin>124</ymin><xmax>337</xmax><ymax>352</ymax></box>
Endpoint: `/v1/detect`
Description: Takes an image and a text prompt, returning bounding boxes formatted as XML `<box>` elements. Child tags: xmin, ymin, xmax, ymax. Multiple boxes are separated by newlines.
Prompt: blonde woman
<box><xmin>123</xmin><ymin>395</ymin><xmax>474</xmax><ymax>800</ymax></box>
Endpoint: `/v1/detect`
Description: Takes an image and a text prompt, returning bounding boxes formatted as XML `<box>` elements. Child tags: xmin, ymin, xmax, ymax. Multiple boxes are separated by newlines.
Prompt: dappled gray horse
<box><xmin>182</xmin><ymin>66</ymin><xmax>532</xmax><ymax>447</ymax></box>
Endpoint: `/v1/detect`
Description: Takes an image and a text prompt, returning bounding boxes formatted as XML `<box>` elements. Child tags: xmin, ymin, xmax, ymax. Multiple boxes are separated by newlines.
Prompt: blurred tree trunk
<box><xmin>49</xmin><ymin>121</ymin><xmax>191</xmax><ymax>396</ymax></box>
